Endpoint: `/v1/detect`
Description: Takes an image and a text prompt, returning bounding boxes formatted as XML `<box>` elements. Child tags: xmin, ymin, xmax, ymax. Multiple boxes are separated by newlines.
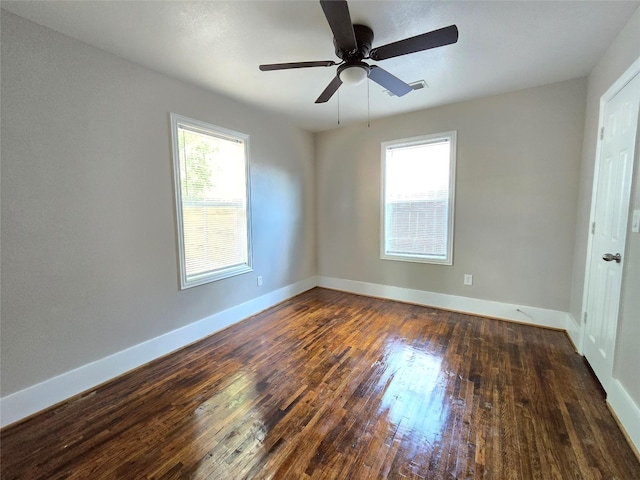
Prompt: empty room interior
<box><xmin>1</xmin><ymin>1</ymin><xmax>640</xmax><ymax>478</ymax></box>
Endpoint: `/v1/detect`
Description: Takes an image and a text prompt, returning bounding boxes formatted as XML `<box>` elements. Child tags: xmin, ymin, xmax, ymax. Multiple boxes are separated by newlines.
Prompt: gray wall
<box><xmin>316</xmin><ymin>78</ymin><xmax>587</xmax><ymax>312</ymax></box>
<box><xmin>569</xmin><ymin>6</ymin><xmax>639</xmax><ymax>407</ymax></box>
<box><xmin>0</xmin><ymin>11</ymin><xmax>316</xmax><ymax>396</ymax></box>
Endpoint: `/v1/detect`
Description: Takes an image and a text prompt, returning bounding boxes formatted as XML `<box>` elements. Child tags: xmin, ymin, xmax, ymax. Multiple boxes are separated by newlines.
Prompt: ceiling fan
<box><xmin>259</xmin><ymin>0</ymin><xmax>459</xmax><ymax>104</ymax></box>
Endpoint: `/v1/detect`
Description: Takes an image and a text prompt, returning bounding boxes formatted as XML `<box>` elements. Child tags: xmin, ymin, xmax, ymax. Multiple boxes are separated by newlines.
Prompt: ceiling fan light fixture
<box><xmin>339</xmin><ymin>65</ymin><xmax>368</xmax><ymax>85</ymax></box>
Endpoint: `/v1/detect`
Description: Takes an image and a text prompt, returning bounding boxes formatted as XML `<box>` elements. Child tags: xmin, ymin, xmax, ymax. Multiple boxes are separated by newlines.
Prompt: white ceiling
<box><xmin>2</xmin><ymin>1</ymin><xmax>639</xmax><ymax>131</ymax></box>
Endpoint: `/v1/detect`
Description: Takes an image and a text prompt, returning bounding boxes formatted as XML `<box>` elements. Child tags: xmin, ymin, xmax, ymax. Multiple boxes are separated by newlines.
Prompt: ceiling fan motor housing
<box><xmin>334</xmin><ymin>24</ymin><xmax>374</xmax><ymax>61</ymax></box>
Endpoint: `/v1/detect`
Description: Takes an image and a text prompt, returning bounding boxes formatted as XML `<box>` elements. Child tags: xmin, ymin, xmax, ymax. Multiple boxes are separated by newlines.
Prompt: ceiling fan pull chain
<box><xmin>337</xmin><ymin>88</ymin><xmax>341</xmax><ymax>125</ymax></box>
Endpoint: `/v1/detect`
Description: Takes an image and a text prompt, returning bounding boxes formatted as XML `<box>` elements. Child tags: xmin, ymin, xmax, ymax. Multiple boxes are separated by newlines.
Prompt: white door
<box><xmin>584</xmin><ymin>71</ymin><xmax>640</xmax><ymax>391</ymax></box>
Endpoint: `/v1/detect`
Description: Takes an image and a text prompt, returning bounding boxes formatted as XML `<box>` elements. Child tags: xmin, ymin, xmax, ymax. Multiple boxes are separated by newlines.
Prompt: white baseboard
<box><xmin>607</xmin><ymin>378</ymin><xmax>640</xmax><ymax>454</ymax></box>
<box><xmin>0</xmin><ymin>276</ymin><xmax>317</xmax><ymax>428</ymax></box>
<box><xmin>565</xmin><ymin>313</ymin><xmax>582</xmax><ymax>353</ymax></box>
<box><xmin>317</xmin><ymin>276</ymin><xmax>572</xmax><ymax>330</ymax></box>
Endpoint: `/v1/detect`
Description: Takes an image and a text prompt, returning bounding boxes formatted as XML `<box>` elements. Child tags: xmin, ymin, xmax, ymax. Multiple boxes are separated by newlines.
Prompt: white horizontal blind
<box><xmin>382</xmin><ymin>132</ymin><xmax>456</xmax><ymax>265</ymax></box>
<box><xmin>171</xmin><ymin>114</ymin><xmax>252</xmax><ymax>288</ymax></box>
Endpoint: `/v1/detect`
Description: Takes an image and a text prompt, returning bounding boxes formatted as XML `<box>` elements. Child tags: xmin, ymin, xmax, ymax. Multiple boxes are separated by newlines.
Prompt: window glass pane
<box><xmin>171</xmin><ymin>114</ymin><xmax>252</xmax><ymax>288</ymax></box>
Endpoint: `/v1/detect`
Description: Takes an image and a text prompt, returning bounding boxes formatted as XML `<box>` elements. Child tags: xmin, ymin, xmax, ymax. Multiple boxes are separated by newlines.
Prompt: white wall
<box><xmin>0</xmin><ymin>11</ymin><xmax>316</xmax><ymax>397</ymax></box>
<box><xmin>316</xmin><ymin>78</ymin><xmax>586</xmax><ymax>313</ymax></box>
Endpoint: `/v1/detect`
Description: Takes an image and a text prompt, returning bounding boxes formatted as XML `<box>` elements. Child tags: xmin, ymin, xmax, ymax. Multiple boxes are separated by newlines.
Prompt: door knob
<box><xmin>602</xmin><ymin>253</ymin><xmax>622</xmax><ymax>263</ymax></box>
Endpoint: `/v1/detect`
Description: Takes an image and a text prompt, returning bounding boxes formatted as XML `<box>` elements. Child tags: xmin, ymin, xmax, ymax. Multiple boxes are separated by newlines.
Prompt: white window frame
<box><xmin>380</xmin><ymin>131</ymin><xmax>457</xmax><ymax>265</ymax></box>
<box><xmin>170</xmin><ymin>113</ymin><xmax>253</xmax><ymax>289</ymax></box>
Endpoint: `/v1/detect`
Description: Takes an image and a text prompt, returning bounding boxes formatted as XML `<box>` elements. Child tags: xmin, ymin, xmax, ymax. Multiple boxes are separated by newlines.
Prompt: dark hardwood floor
<box><xmin>2</xmin><ymin>288</ymin><xmax>638</xmax><ymax>479</ymax></box>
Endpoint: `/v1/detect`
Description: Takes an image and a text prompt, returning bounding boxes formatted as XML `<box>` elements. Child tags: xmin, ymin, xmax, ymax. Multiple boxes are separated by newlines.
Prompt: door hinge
<box><xmin>600</xmin><ymin>126</ymin><xmax>604</xmax><ymax>140</ymax></box>
<box><xmin>584</xmin><ymin>312</ymin><xmax>588</xmax><ymax>324</ymax></box>
<box><xmin>591</xmin><ymin>222</ymin><xmax>596</xmax><ymax>234</ymax></box>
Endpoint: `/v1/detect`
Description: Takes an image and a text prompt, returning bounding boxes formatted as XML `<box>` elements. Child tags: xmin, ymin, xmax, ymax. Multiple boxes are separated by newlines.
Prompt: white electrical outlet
<box><xmin>464</xmin><ymin>274</ymin><xmax>473</xmax><ymax>286</ymax></box>
<box><xmin>257</xmin><ymin>276</ymin><xmax>263</xmax><ymax>286</ymax></box>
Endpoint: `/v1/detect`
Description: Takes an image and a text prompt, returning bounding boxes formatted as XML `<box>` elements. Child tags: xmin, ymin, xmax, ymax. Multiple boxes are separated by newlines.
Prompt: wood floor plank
<box><xmin>1</xmin><ymin>288</ymin><xmax>638</xmax><ymax>479</ymax></box>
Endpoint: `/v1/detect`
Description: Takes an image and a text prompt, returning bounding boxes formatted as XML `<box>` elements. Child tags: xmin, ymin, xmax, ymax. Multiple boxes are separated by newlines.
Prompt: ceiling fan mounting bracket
<box><xmin>334</xmin><ymin>24</ymin><xmax>374</xmax><ymax>61</ymax></box>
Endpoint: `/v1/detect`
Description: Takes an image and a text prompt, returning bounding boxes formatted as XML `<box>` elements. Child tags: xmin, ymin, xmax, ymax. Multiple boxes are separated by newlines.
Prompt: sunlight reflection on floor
<box><xmin>192</xmin><ymin>370</ymin><xmax>268</xmax><ymax>478</ymax></box>
<box><xmin>378</xmin><ymin>343</ymin><xmax>448</xmax><ymax>448</ymax></box>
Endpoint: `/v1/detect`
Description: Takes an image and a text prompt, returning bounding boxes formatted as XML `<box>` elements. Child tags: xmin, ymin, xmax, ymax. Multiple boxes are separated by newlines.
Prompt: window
<box><xmin>381</xmin><ymin>131</ymin><xmax>456</xmax><ymax>265</ymax></box>
<box><xmin>170</xmin><ymin>114</ymin><xmax>252</xmax><ymax>289</ymax></box>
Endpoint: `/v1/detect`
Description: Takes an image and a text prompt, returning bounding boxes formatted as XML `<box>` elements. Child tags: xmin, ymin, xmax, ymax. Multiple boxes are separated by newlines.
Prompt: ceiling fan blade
<box><xmin>369</xmin><ymin>25</ymin><xmax>459</xmax><ymax>61</ymax></box>
<box><xmin>315</xmin><ymin>76</ymin><xmax>343</xmax><ymax>103</ymax></box>
<box><xmin>259</xmin><ymin>60</ymin><xmax>336</xmax><ymax>71</ymax></box>
<box><xmin>368</xmin><ymin>66</ymin><xmax>412</xmax><ymax>97</ymax></box>
<box><xmin>320</xmin><ymin>0</ymin><xmax>357</xmax><ymax>53</ymax></box>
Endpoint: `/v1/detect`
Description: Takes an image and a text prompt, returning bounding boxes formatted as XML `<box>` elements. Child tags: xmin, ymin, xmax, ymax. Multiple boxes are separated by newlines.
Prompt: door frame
<box><xmin>580</xmin><ymin>55</ymin><xmax>640</xmax><ymax>385</ymax></box>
